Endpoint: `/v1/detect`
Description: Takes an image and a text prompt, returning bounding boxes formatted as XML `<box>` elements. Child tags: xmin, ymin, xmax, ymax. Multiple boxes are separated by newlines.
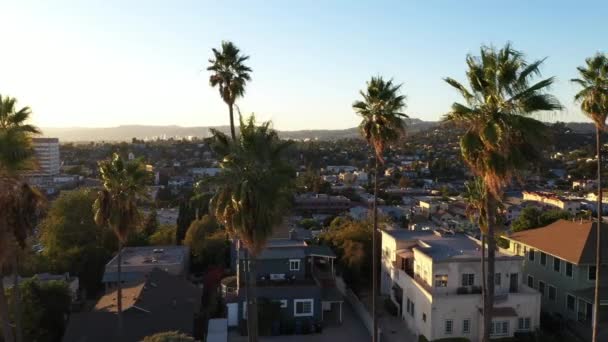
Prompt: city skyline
<box><xmin>2</xmin><ymin>0</ymin><xmax>607</xmax><ymax>130</ymax></box>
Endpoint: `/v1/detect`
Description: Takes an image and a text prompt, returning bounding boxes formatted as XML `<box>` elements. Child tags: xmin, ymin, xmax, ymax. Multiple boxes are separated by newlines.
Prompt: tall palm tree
<box><xmin>209</xmin><ymin>115</ymin><xmax>294</xmax><ymax>342</ymax></box>
<box><xmin>93</xmin><ymin>153</ymin><xmax>147</xmax><ymax>341</ymax></box>
<box><xmin>572</xmin><ymin>53</ymin><xmax>608</xmax><ymax>342</ymax></box>
<box><xmin>0</xmin><ymin>95</ymin><xmax>44</xmax><ymax>342</ymax></box>
<box><xmin>444</xmin><ymin>43</ymin><xmax>562</xmax><ymax>342</ymax></box>
<box><xmin>208</xmin><ymin>41</ymin><xmax>252</xmax><ymax>141</ymax></box>
<box><xmin>353</xmin><ymin>76</ymin><xmax>407</xmax><ymax>342</ymax></box>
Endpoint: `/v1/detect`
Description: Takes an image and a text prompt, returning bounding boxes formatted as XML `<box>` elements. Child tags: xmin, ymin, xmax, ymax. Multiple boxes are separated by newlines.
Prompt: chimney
<box><xmin>289</xmin><ymin>228</ymin><xmax>298</xmax><ymax>240</ymax></box>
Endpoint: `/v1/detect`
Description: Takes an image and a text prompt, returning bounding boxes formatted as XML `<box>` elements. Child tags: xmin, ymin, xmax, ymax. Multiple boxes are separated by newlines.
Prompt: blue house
<box><xmin>225</xmin><ymin>236</ymin><xmax>343</xmax><ymax>334</ymax></box>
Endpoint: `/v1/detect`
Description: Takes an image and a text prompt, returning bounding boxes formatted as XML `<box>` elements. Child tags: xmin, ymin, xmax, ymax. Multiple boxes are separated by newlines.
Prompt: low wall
<box><xmin>335</xmin><ymin>276</ymin><xmax>373</xmax><ymax>336</ymax></box>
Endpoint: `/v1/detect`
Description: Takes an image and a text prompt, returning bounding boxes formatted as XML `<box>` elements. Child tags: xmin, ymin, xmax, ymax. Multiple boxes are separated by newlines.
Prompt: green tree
<box><xmin>176</xmin><ymin>200</ymin><xmax>194</xmax><ymax>245</ymax></box>
<box><xmin>6</xmin><ymin>279</ymin><xmax>71</xmax><ymax>342</ymax></box>
<box><xmin>148</xmin><ymin>225</ymin><xmax>177</xmax><ymax>245</ymax></box>
<box><xmin>207</xmin><ymin>41</ymin><xmax>252</xmax><ymax>141</ymax></box>
<box><xmin>353</xmin><ymin>76</ymin><xmax>407</xmax><ymax>342</ymax></box>
<box><xmin>209</xmin><ymin>115</ymin><xmax>294</xmax><ymax>342</ymax></box>
<box><xmin>511</xmin><ymin>207</ymin><xmax>572</xmax><ymax>232</ymax></box>
<box><xmin>93</xmin><ymin>153</ymin><xmax>147</xmax><ymax>340</ymax></box>
<box><xmin>443</xmin><ymin>43</ymin><xmax>562</xmax><ymax>341</ymax></box>
<box><xmin>142</xmin><ymin>331</ymin><xmax>194</xmax><ymax>342</ymax></box>
<box><xmin>141</xmin><ymin>210</ymin><xmax>159</xmax><ymax>236</ymax></box>
<box><xmin>572</xmin><ymin>53</ymin><xmax>608</xmax><ymax>342</ymax></box>
<box><xmin>39</xmin><ymin>189</ymin><xmax>112</xmax><ymax>296</ymax></box>
<box><xmin>0</xmin><ymin>94</ymin><xmax>44</xmax><ymax>342</ymax></box>
<box><xmin>183</xmin><ymin>216</ymin><xmax>227</xmax><ymax>269</ymax></box>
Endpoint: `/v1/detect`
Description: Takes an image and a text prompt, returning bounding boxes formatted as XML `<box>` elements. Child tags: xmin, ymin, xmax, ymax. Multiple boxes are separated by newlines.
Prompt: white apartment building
<box><xmin>380</xmin><ymin>229</ymin><xmax>541</xmax><ymax>341</ymax></box>
<box><xmin>32</xmin><ymin>137</ymin><xmax>60</xmax><ymax>175</ymax></box>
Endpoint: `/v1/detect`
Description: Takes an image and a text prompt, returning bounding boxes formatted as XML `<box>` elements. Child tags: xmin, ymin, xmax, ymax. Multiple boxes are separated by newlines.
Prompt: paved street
<box><xmin>229</xmin><ymin>302</ymin><xmax>371</xmax><ymax>342</ymax></box>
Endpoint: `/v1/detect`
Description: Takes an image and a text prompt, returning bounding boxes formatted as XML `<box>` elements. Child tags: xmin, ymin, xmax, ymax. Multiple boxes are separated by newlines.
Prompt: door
<box><xmin>509</xmin><ymin>273</ymin><xmax>518</xmax><ymax>293</ymax></box>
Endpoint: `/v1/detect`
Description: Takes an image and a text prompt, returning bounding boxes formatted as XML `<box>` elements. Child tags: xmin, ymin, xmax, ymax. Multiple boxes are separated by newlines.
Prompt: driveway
<box><xmin>229</xmin><ymin>302</ymin><xmax>371</xmax><ymax>342</ymax></box>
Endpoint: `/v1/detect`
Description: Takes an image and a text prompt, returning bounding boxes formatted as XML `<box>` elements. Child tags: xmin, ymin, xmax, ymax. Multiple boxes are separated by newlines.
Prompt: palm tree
<box><xmin>444</xmin><ymin>43</ymin><xmax>562</xmax><ymax>341</ymax></box>
<box><xmin>209</xmin><ymin>115</ymin><xmax>294</xmax><ymax>342</ymax></box>
<box><xmin>0</xmin><ymin>94</ymin><xmax>44</xmax><ymax>342</ymax></box>
<box><xmin>353</xmin><ymin>76</ymin><xmax>407</xmax><ymax>342</ymax></box>
<box><xmin>571</xmin><ymin>53</ymin><xmax>608</xmax><ymax>342</ymax></box>
<box><xmin>208</xmin><ymin>41</ymin><xmax>252</xmax><ymax>141</ymax></box>
<box><xmin>93</xmin><ymin>153</ymin><xmax>147</xmax><ymax>341</ymax></box>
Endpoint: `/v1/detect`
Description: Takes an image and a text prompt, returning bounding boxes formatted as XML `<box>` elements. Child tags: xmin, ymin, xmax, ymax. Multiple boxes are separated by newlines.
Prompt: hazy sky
<box><xmin>1</xmin><ymin>0</ymin><xmax>607</xmax><ymax>130</ymax></box>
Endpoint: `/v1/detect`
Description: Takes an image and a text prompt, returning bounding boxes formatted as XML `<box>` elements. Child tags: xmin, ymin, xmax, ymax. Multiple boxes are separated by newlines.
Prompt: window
<box><xmin>294</xmin><ymin>299</ymin><xmax>314</xmax><ymax>317</ymax></box>
<box><xmin>406</xmin><ymin>298</ymin><xmax>410</xmax><ymax>313</ymax></box>
<box><xmin>527</xmin><ymin>275</ymin><xmax>534</xmax><ymax>288</ymax></box>
<box><xmin>461</xmin><ymin>273</ymin><xmax>475</xmax><ymax>286</ymax></box>
<box><xmin>495</xmin><ymin>273</ymin><xmax>501</xmax><ymax>286</ymax></box>
<box><xmin>566</xmin><ymin>262</ymin><xmax>573</xmax><ymax>278</ymax></box>
<box><xmin>490</xmin><ymin>321</ymin><xmax>509</xmax><ymax>337</ymax></box>
<box><xmin>567</xmin><ymin>294</ymin><xmax>576</xmax><ymax>311</ymax></box>
<box><xmin>528</xmin><ymin>248</ymin><xmax>535</xmax><ymax>261</ymax></box>
<box><xmin>553</xmin><ymin>257</ymin><xmax>561</xmax><ymax>273</ymax></box>
<box><xmin>435</xmin><ymin>274</ymin><xmax>448</xmax><ymax>287</ymax></box>
<box><xmin>540</xmin><ymin>252</ymin><xmax>547</xmax><ymax>266</ymax></box>
<box><xmin>515</xmin><ymin>243</ymin><xmax>521</xmax><ymax>255</ymax></box>
<box><xmin>518</xmin><ymin>317</ymin><xmax>531</xmax><ymax>331</ymax></box>
<box><xmin>410</xmin><ymin>301</ymin><xmax>415</xmax><ymax>317</ymax></box>
<box><xmin>463</xmin><ymin>319</ymin><xmax>471</xmax><ymax>334</ymax></box>
<box><xmin>589</xmin><ymin>266</ymin><xmax>597</xmax><ymax>281</ymax></box>
<box><xmin>538</xmin><ymin>281</ymin><xmax>546</xmax><ymax>296</ymax></box>
<box><xmin>289</xmin><ymin>259</ymin><xmax>301</xmax><ymax>271</ymax></box>
<box><xmin>422</xmin><ymin>313</ymin><xmax>427</xmax><ymax>322</ymax></box>
<box><xmin>445</xmin><ymin>320</ymin><xmax>454</xmax><ymax>335</ymax></box>
<box><xmin>549</xmin><ymin>285</ymin><xmax>557</xmax><ymax>301</ymax></box>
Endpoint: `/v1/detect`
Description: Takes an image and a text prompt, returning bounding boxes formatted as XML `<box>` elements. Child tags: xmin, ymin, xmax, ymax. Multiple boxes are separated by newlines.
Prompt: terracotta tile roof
<box><xmin>506</xmin><ymin>219</ymin><xmax>608</xmax><ymax>265</ymax></box>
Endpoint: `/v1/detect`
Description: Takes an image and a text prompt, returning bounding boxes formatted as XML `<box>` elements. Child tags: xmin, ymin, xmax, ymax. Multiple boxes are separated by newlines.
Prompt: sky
<box><xmin>1</xmin><ymin>0</ymin><xmax>607</xmax><ymax>131</ymax></box>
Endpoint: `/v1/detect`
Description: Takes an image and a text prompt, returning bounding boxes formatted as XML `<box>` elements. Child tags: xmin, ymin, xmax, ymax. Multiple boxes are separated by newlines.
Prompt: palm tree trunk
<box><xmin>229</xmin><ymin>103</ymin><xmax>236</xmax><ymax>141</ymax></box>
<box><xmin>247</xmin><ymin>253</ymin><xmax>259</xmax><ymax>342</ymax></box>
<box><xmin>372</xmin><ymin>157</ymin><xmax>379</xmax><ymax>342</ymax></box>
<box><xmin>483</xmin><ymin>193</ymin><xmax>496</xmax><ymax>342</ymax></box>
<box><xmin>592</xmin><ymin>126</ymin><xmax>602</xmax><ymax>342</ymax></box>
<box><xmin>117</xmin><ymin>242</ymin><xmax>124</xmax><ymax>341</ymax></box>
<box><xmin>11</xmin><ymin>255</ymin><xmax>21</xmax><ymax>342</ymax></box>
<box><xmin>481</xmin><ymin>232</ymin><xmax>487</xmax><ymax>340</ymax></box>
<box><xmin>0</xmin><ymin>276</ymin><xmax>14</xmax><ymax>342</ymax></box>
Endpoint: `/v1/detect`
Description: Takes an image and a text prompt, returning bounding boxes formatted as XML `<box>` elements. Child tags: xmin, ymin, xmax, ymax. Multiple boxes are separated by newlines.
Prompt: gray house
<box><xmin>226</xmin><ymin>237</ymin><xmax>343</xmax><ymax>334</ymax></box>
<box><xmin>502</xmin><ymin>220</ymin><xmax>608</xmax><ymax>341</ymax></box>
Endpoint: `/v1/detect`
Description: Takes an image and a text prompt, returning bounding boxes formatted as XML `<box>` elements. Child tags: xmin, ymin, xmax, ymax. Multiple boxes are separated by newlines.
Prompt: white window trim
<box><xmin>566</xmin><ymin>293</ymin><xmax>576</xmax><ymax>312</ymax></box>
<box><xmin>293</xmin><ymin>299</ymin><xmax>314</xmax><ymax>317</ymax></box>
<box><xmin>517</xmin><ymin>317</ymin><xmax>531</xmax><ymax>331</ymax></box>
<box><xmin>527</xmin><ymin>274</ymin><xmax>534</xmax><ymax>288</ymax></box>
<box><xmin>462</xmin><ymin>318</ymin><xmax>471</xmax><ymax>334</ymax></box>
<box><xmin>565</xmin><ymin>262</ymin><xmax>574</xmax><ymax>278</ymax></box>
<box><xmin>445</xmin><ymin>319</ymin><xmax>454</xmax><ymax>335</ymax></box>
<box><xmin>548</xmin><ymin>284</ymin><xmax>557</xmax><ymax>301</ymax></box>
<box><xmin>289</xmin><ymin>259</ymin><xmax>301</xmax><ymax>271</ymax></box>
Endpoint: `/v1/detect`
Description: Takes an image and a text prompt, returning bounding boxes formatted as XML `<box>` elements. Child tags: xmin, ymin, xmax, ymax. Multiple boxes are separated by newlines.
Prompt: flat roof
<box><xmin>106</xmin><ymin>246</ymin><xmax>188</xmax><ymax>268</ymax></box>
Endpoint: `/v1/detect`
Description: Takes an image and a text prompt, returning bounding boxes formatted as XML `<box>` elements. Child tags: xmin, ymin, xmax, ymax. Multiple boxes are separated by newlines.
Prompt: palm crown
<box><xmin>571</xmin><ymin>53</ymin><xmax>608</xmax><ymax>130</ymax></box>
<box><xmin>353</xmin><ymin>76</ymin><xmax>408</xmax><ymax>163</ymax></box>
<box><xmin>93</xmin><ymin>153</ymin><xmax>148</xmax><ymax>243</ymax></box>
<box><xmin>0</xmin><ymin>94</ymin><xmax>40</xmax><ymax>174</ymax></box>
<box><xmin>208</xmin><ymin>41</ymin><xmax>252</xmax><ymax>107</ymax></box>
<box><xmin>209</xmin><ymin>115</ymin><xmax>294</xmax><ymax>256</ymax></box>
<box><xmin>443</xmin><ymin>43</ymin><xmax>562</xmax><ymax>196</ymax></box>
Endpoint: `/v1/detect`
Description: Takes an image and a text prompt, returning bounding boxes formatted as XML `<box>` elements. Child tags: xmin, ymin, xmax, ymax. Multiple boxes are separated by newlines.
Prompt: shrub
<box><xmin>418</xmin><ymin>335</ymin><xmax>430</xmax><ymax>342</ymax></box>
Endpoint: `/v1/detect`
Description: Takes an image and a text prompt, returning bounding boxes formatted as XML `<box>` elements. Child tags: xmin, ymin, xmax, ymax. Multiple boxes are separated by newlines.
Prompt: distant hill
<box><xmin>41</xmin><ymin>118</ymin><xmax>438</xmax><ymax>142</ymax></box>
<box><xmin>40</xmin><ymin>119</ymin><xmax>595</xmax><ymax>142</ymax></box>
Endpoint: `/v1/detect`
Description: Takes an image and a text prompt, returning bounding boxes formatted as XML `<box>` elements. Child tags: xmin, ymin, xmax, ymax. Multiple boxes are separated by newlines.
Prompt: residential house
<box><xmin>294</xmin><ymin>193</ymin><xmax>352</xmax><ymax>214</ymax></box>
<box><xmin>522</xmin><ymin>191</ymin><xmax>581</xmax><ymax>213</ymax></box>
<box><xmin>226</xmin><ymin>238</ymin><xmax>344</xmax><ymax>333</ymax></box>
<box><xmin>102</xmin><ymin>246</ymin><xmax>189</xmax><ymax>289</ymax></box>
<box><xmin>380</xmin><ymin>229</ymin><xmax>541</xmax><ymax>341</ymax></box>
<box><xmin>62</xmin><ymin>269</ymin><xmax>202</xmax><ymax>342</ymax></box>
<box><xmin>502</xmin><ymin>220</ymin><xmax>608</xmax><ymax>341</ymax></box>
